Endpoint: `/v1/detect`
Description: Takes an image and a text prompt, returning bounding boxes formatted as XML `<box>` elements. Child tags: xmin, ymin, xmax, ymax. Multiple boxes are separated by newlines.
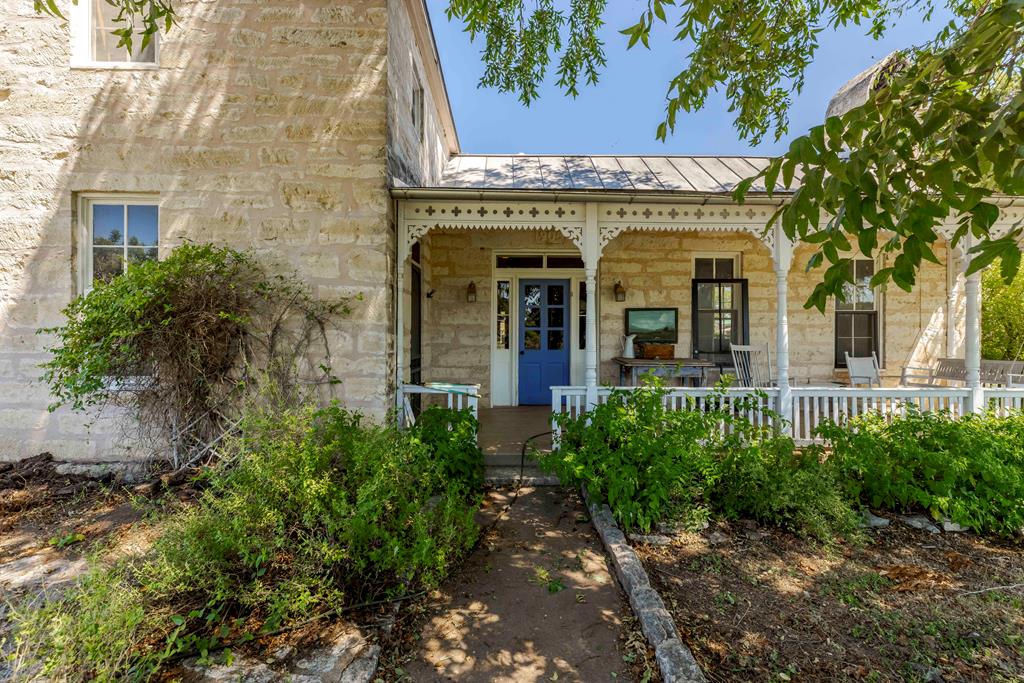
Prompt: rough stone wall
<box><xmin>386</xmin><ymin>0</ymin><xmax>450</xmax><ymax>187</ymax></box>
<box><xmin>0</xmin><ymin>0</ymin><xmax>395</xmax><ymax>462</ymax></box>
<box><xmin>422</xmin><ymin>225</ymin><xmax>956</xmax><ymax>402</ymax></box>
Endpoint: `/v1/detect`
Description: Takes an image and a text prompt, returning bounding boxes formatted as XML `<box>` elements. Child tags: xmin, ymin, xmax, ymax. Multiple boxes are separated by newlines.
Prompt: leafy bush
<box><xmin>9</xmin><ymin>404</ymin><xmax>481</xmax><ymax>682</ymax></box>
<box><xmin>542</xmin><ymin>384</ymin><xmax>858</xmax><ymax>540</ymax></box>
<box><xmin>818</xmin><ymin>408</ymin><xmax>1024</xmax><ymax>536</ymax></box>
<box><xmin>39</xmin><ymin>244</ymin><xmax>350</xmax><ymax>459</ymax></box>
<box><xmin>413</xmin><ymin>406</ymin><xmax>484</xmax><ymax>490</ymax></box>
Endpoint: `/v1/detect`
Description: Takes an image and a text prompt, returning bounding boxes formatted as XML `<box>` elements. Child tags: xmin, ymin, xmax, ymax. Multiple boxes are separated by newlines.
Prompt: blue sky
<box><xmin>426</xmin><ymin>1</ymin><xmax>954</xmax><ymax>155</ymax></box>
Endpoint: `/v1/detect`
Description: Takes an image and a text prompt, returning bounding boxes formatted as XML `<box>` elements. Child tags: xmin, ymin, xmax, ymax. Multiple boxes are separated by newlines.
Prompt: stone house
<box><xmin>1</xmin><ymin>0</ymin><xmax>1021</xmax><ymax>464</ymax></box>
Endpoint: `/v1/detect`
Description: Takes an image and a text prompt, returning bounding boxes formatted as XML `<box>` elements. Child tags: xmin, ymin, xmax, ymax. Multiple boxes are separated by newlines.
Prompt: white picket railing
<box><xmin>398</xmin><ymin>382</ymin><xmax>480</xmax><ymax>428</ymax></box>
<box><xmin>550</xmin><ymin>386</ymin><xmax>778</xmax><ymax>441</ymax></box>
<box><xmin>549</xmin><ymin>385</ymin><xmax>1024</xmax><ymax>445</ymax></box>
<box><xmin>984</xmin><ymin>388</ymin><xmax>1024</xmax><ymax>416</ymax></box>
<box><xmin>789</xmin><ymin>387</ymin><xmax>970</xmax><ymax>443</ymax></box>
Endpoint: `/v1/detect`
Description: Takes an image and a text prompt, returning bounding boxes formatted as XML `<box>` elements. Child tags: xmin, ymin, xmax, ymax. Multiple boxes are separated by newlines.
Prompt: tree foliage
<box><xmin>982</xmin><ymin>261</ymin><xmax>1024</xmax><ymax>361</ymax></box>
<box><xmin>36</xmin><ymin>0</ymin><xmax>1024</xmax><ymax>308</ymax></box>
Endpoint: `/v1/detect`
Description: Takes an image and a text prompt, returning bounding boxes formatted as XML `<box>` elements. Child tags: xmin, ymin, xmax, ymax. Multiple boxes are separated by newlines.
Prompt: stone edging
<box><xmin>583</xmin><ymin>488</ymin><xmax>707</xmax><ymax>683</ymax></box>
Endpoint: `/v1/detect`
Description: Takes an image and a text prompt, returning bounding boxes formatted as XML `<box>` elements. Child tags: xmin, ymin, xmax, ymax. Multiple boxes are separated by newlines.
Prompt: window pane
<box><xmin>548</xmin><ymin>308</ymin><xmax>564</xmax><ymax>328</ymax></box>
<box><xmin>836</xmin><ymin>312</ymin><xmax>852</xmax><ymax>337</ymax></box>
<box><xmin>92</xmin><ymin>204</ymin><xmax>124</xmax><ymax>245</ymax></box>
<box><xmin>127</xmin><ymin>247</ymin><xmax>157</xmax><ymax>266</ymax></box>
<box><xmin>496</xmin><ymin>317</ymin><xmax>509</xmax><ymax>349</ymax></box>
<box><xmin>92</xmin><ymin>247</ymin><xmax>123</xmax><ymax>282</ymax></box>
<box><xmin>695</xmin><ymin>258</ymin><xmax>714</xmax><ymax>279</ymax></box>
<box><xmin>93</xmin><ymin>0</ymin><xmax>156</xmax><ymax>62</ymax></box>
<box><xmin>853</xmin><ymin>313</ymin><xmax>873</xmax><ymax>337</ymax></box>
<box><xmin>524</xmin><ymin>285</ymin><xmax>541</xmax><ymax>307</ymax></box>
<box><xmin>715</xmin><ymin>258</ymin><xmax>734</xmax><ymax>278</ymax></box>
<box><xmin>547</xmin><ymin>285</ymin><xmax>564</xmax><ymax>306</ymax></box>
<box><xmin>497</xmin><ymin>255</ymin><xmax>544</xmax><ymax>269</ymax></box>
<box><xmin>524</xmin><ymin>307</ymin><xmax>540</xmax><ymax>328</ymax></box>
<box><xmin>127</xmin><ymin>205</ymin><xmax>158</xmax><ymax>246</ymax></box>
<box><xmin>548</xmin><ymin>330</ymin><xmax>564</xmax><ymax>350</ymax></box>
<box><xmin>836</xmin><ymin>339</ymin><xmax>853</xmax><ymax>365</ymax></box>
<box><xmin>496</xmin><ymin>281</ymin><xmax>510</xmax><ymax>316</ymax></box>
<box><xmin>854</xmin><ymin>338</ymin><xmax>874</xmax><ymax>358</ymax></box>
<box><xmin>697</xmin><ymin>283</ymin><xmax>713</xmax><ymax>309</ymax></box>
<box><xmin>547</xmin><ymin>256</ymin><xmax>585</xmax><ymax>269</ymax></box>
<box><xmin>524</xmin><ymin>330</ymin><xmax>540</xmax><ymax>350</ymax></box>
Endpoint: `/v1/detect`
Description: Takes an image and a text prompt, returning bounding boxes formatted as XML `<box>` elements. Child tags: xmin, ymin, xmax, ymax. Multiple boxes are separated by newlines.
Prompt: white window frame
<box><xmin>70</xmin><ymin>0</ymin><xmax>160</xmax><ymax>70</ymax></box>
<box><xmin>77</xmin><ymin>193</ymin><xmax>160</xmax><ymax>294</ymax></box>
<box><xmin>692</xmin><ymin>252</ymin><xmax>742</xmax><ymax>278</ymax></box>
<box><xmin>834</xmin><ymin>256</ymin><xmax>885</xmax><ymax>368</ymax></box>
<box><xmin>411</xmin><ymin>72</ymin><xmax>425</xmax><ymax>142</ymax></box>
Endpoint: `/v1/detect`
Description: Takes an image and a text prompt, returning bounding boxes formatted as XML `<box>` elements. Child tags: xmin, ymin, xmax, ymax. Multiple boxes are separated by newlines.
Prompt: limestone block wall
<box><xmin>420</xmin><ymin>225</ymin><xmax>957</xmax><ymax>403</ymax></box>
<box><xmin>0</xmin><ymin>0</ymin><xmax>398</xmax><ymax>462</ymax></box>
<box><xmin>386</xmin><ymin>0</ymin><xmax>451</xmax><ymax>187</ymax></box>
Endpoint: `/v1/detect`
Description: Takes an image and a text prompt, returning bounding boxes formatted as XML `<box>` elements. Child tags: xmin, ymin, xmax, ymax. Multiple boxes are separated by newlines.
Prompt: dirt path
<box><xmin>400</xmin><ymin>487</ymin><xmax>637</xmax><ymax>682</ymax></box>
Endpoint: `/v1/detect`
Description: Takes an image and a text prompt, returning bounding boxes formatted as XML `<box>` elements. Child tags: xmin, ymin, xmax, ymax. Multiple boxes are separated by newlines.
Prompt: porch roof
<box><xmin>416</xmin><ymin>155</ymin><xmax>798</xmax><ymax>195</ymax></box>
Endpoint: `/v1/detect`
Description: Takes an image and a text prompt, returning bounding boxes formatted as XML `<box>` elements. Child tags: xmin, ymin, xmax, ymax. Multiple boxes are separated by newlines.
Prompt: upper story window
<box><xmin>81</xmin><ymin>196</ymin><xmax>159</xmax><ymax>289</ymax></box>
<box><xmin>72</xmin><ymin>0</ymin><xmax>159</xmax><ymax>68</ymax></box>
<box><xmin>411</xmin><ymin>72</ymin><xmax>425</xmax><ymax>142</ymax></box>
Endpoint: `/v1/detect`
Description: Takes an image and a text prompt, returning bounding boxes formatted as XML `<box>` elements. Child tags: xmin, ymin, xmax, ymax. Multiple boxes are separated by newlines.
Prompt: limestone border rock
<box><xmin>582</xmin><ymin>488</ymin><xmax>707</xmax><ymax>683</ymax></box>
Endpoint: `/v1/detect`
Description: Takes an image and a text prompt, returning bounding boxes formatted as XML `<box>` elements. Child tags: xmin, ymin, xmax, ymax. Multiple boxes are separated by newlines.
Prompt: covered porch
<box><xmin>393</xmin><ymin>155</ymin><xmax>1024</xmax><ymax>452</ymax></box>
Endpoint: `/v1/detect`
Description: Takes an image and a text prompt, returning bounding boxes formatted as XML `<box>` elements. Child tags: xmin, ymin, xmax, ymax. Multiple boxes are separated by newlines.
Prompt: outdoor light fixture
<box><xmin>466</xmin><ymin>281</ymin><xmax>477</xmax><ymax>303</ymax></box>
<box><xmin>614</xmin><ymin>281</ymin><xmax>626</xmax><ymax>302</ymax></box>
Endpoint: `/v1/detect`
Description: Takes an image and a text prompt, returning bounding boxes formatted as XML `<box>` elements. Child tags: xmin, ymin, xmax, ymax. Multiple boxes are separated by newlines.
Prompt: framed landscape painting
<box><xmin>625</xmin><ymin>308</ymin><xmax>678</xmax><ymax>344</ymax></box>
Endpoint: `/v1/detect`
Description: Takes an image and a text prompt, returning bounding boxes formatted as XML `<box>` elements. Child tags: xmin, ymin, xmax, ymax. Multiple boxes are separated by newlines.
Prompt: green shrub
<box><xmin>541</xmin><ymin>386</ymin><xmax>721</xmax><ymax>532</ymax></box>
<box><xmin>712</xmin><ymin>436</ymin><xmax>860</xmax><ymax>540</ymax></box>
<box><xmin>413</xmin><ymin>406</ymin><xmax>484</xmax><ymax>491</ymax></box>
<box><xmin>542</xmin><ymin>384</ymin><xmax>857</xmax><ymax>540</ymax></box>
<box><xmin>818</xmin><ymin>408</ymin><xmax>1024</xmax><ymax>536</ymax></box>
<box><xmin>39</xmin><ymin>243</ymin><xmax>349</xmax><ymax>458</ymax></box>
<box><xmin>10</xmin><ymin>404</ymin><xmax>481</xmax><ymax>682</ymax></box>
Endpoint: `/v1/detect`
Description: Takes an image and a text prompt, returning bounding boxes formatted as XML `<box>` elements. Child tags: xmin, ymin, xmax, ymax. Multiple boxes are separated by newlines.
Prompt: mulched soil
<box><xmin>634</xmin><ymin>519</ymin><xmax>1024</xmax><ymax>683</ymax></box>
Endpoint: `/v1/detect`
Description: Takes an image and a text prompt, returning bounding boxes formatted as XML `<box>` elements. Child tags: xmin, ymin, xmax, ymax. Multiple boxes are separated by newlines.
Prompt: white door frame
<box><xmin>489</xmin><ymin>251</ymin><xmax>590</xmax><ymax>407</ymax></box>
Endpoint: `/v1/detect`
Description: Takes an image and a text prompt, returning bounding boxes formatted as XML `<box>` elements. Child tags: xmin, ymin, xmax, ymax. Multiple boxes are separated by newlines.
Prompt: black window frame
<box><xmin>834</xmin><ymin>311</ymin><xmax>879</xmax><ymax>368</ymax></box>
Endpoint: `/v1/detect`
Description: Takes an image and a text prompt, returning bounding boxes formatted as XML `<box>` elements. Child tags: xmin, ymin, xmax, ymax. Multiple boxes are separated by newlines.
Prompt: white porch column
<box><xmin>964</xmin><ymin>241</ymin><xmax>983</xmax><ymax>413</ymax></box>
<box><xmin>583</xmin><ymin>203</ymin><xmax>600</xmax><ymax>407</ymax></box>
<box><xmin>395</xmin><ymin>209</ymin><xmax>408</xmax><ymax>418</ymax></box>
<box><xmin>773</xmin><ymin>221</ymin><xmax>793</xmax><ymax>432</ymax></box>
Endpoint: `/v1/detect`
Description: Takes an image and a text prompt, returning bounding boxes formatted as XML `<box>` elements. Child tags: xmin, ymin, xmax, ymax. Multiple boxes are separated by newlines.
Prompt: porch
<box><xmin>393</xmin><ymin>156</ymin><xmax>1024</xmax><ymax>451</ymax></box>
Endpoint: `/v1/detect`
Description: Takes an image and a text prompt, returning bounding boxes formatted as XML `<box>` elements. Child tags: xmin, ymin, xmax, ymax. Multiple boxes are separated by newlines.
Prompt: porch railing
<box><xmin>789</xmin><ymin>387</ymin><xmax>970</xmax><ymax>443</ymax></box>
<box><xmin>550</xmin><ymin>386</ymin><xmax>778</xmax><ymax>441</ymax></box>
<box><xmin>398</xmin><ymin>382</ymin><xmax>480</xmax><ymax>428</ymax></box>
<box><xmin>550</xmin><ymin>385</ymin><xmax>1024</xmax><ymax>445</ymax></box>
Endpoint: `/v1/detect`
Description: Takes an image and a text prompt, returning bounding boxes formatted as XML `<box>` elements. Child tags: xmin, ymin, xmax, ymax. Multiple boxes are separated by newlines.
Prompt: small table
<box><xmin>613</xmin><ymin>357</ymin><xmax>716</xmax><ymax>387</ymax></box>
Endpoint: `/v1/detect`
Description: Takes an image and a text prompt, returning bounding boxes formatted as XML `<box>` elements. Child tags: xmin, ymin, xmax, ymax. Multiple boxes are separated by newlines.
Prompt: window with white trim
<box><xmin>82</xmin><ymin>197</ymin><xmax>159</xmax><ymax>288</ymax></box>
<box><xmin>835</xmin><ymin>258</ymin><xmax>879</xmax><ymax>367</ymax></box>
<box><xmin>411</xmin><ymin>72</ymin><xmax>425</xmax><ymax>142</ymax></box>
<box><xmin>72</xmin><ymin>0</ymin><xmax>158</xmax><ymax>67</ymax></box>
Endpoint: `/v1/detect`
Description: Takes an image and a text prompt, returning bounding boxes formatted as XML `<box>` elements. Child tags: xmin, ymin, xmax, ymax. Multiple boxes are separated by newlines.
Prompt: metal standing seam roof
<box><xmin>429</xmin><ymin>155</ymin><xmax>797</xmax><ymax>194</ymax></box>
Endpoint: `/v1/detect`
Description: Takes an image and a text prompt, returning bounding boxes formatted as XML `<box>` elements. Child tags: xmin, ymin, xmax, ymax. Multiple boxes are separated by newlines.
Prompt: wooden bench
<box><xmin>901</xmin><ymin>358</ymin><xmax>1024</xmax><ymax>387</ymax></box>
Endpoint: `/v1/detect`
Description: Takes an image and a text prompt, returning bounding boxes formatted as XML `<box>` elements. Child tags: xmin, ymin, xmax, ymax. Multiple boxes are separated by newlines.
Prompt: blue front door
<box><xmin>518</xmin><ymin>279</ymin><xmax>570</xmax><ymax>405</ymax></box>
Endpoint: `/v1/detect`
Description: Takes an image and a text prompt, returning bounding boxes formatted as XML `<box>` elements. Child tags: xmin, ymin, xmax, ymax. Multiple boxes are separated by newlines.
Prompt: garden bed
<box><xmin>633</xmin><ymin>520</ymin><xmax>1024</xmax><ymax>682</ymax></box>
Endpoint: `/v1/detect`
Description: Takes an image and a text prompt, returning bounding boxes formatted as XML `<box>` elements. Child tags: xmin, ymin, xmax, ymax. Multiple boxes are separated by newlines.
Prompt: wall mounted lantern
<box><xmin>613</xmin><ymin>281</ymin><xmax>626</xmax><ymax>302</ymax></box>
<box><xmin>466</xmin><ymin>281</ymin><xmax>477</xmax><ymax>303</ymax></box>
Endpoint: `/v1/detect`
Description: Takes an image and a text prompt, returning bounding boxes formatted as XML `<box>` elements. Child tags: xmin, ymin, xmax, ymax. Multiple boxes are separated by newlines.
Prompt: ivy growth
<box><xmin>39</xmin><ymin>244</ymin><xmax>351</xmax><ymax>463</ymax></box>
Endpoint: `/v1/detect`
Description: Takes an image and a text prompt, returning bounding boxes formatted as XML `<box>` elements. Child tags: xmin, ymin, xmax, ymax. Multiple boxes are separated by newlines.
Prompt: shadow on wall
<box><xmin>0</xmin><ymin>0</ymin><xmax>394</xmax><ymax>463</ymax></box>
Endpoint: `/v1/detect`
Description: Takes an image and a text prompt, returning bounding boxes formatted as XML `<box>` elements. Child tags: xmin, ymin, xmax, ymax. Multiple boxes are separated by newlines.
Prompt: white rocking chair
<box><xmin>845</xmin><ymin>352</ymin><xmax>882</xmax><ymax>387</ymax></box>
<box><xmin>730</xmin><ymin>344</ymin><xmax>773</xmax><ymax>388</ymax></box>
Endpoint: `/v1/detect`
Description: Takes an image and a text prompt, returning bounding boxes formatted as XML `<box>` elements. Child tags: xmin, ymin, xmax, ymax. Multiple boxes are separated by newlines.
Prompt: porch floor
<box><xmin>478</xmin><ymin>406</ymin><xmax>556</xmax><ymax>484</ymax></box>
